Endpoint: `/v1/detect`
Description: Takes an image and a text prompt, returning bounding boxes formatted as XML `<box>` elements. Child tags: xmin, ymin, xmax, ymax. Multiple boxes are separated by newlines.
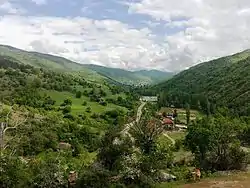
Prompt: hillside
<box><xmin>83</xmin><ymin>64</ymin><xmax>173</xmax><ymax>85</ymax></box>
<box><xmin>0</xmin><ymin>45</ymin><xmax>173</xmax><ymax>85</ymax></box>
<box><xmin>152</xmin><ymin>50</ymin><xmax>250</xmax><ymax>116</ymax></box>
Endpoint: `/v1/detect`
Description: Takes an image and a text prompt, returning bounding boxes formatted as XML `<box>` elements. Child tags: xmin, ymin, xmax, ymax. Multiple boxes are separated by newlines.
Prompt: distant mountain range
<box><xmin>82</xmin><ymin>64</ymin><xmax>173</xmax><ymax>85</ymax></box>
<box><xmin>0</xmin><ymin>45</ymin><xmax>173</xmax><ymax>85</ymax></box>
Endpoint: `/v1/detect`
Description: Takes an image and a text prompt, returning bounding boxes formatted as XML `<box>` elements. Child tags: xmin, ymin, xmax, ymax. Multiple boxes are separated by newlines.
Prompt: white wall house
<box><xmin>140</xmin><ymin>96</ymin><xmax>158</xmax><ymax>102</ymax></box>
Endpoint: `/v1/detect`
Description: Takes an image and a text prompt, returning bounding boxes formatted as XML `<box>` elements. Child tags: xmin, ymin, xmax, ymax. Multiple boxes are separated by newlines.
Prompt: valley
<box><xmin>0</xmin><ymin>46</ymin><xmax>250</xmax><ymax>188</ymax></box>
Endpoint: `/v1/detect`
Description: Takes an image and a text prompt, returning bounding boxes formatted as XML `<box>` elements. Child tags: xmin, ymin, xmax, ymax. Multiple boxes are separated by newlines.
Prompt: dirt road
<box><xmin>122</xmin><ymin>102</ymin><xmax>146</xmax><ymax>136</ymax></box>
<box><xmin>180</xmin><ymin>172</ymin><xmax>250</xmax><ymax>188</ymax></box>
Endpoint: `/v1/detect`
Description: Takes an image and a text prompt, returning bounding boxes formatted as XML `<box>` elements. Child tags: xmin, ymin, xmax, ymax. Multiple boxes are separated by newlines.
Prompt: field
<box><xmin>160</xmin><ymin>107</ymin><xmax>202</xmax><ymax>124</ymax></box>
<box><xmin>42</xmin><ymin>90</ymin><xmax>128</xmax><ymax>116</ymax></box>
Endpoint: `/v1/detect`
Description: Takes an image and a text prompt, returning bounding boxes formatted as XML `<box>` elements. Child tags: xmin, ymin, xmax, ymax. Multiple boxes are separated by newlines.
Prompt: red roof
<box><xmin>162</xmin><ymin>118</ymin><xmax>174</xmax><ymax>125</ymax></box>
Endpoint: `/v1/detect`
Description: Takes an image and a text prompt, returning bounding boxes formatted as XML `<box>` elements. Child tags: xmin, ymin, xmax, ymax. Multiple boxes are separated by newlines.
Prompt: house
<box><xmin>140</xmin><ymin>96</ymin><xmax>158</xmax><ymax>102</ymax></box>
<box><xmin>162</xmin><ymin>118</ymin><xmax>175</xmax><ymax>130</ymax></box>
<box><xmin>162</xmin><ymin>118</ymin><xmax>174</xmax><ymax>125</ymax></box>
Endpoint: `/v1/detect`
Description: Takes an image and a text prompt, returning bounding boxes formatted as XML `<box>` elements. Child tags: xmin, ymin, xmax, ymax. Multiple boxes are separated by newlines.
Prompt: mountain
<box><xmin>151</xmin><ymin>49</ymin><xmax>250</xmax><ymax>116</ymax></box>
<box><xmin>0</xmin><ymin>45</ymin><xmax>108</xmax><ymax>83</ymax></box>
<box><xmin>83</xmin><ymin>64</ymin><xmax>173</xmax><ymax>85</ymax></box>
<box><xmin>0</xmin><ymin>45</ymin><xmax>173</xmax><ymax>85</ymax></box>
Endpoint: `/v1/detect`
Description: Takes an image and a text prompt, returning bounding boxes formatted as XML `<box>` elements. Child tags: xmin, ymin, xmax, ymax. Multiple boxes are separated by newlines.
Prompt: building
<box><xmin>162</xmin><ymin>118</ymin><xmax>175</xmax><ymax>130</ymax></box>
<box><xmin>140</xmin><ymin>96</ymin><xmax>158</xmax><ymax>102</ymax></box>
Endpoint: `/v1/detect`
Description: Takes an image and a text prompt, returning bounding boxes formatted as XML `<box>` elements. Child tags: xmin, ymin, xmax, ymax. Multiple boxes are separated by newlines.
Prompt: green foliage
<box><xmin>185</xmin><ymin>115</ymin><xmax>248</xmax><ymax>171</ymax></box>
<box><xmin>77</xmin><ymin>112</ymin><xmax>173</xmax><ymax>188</ymax></box>
<box><xmin>185</xmin><ymin>103</ymin><xmax>190</xmax><ymax>125</ymax></box>
<box><xmin>62</xmin><ymin>105</ymin><xmax>71</xmax><ymax>114</ymax></box>
<box><xmin>86</xmin><ymin>107</ymin><xmax>91</xmax><ymax>113</ymax></box>
<box><xmin>61</xmin><ymin>98</ymin><xmax>72</xmax><ymax>106</ymax></box>
<box><xmin>148</xmin><ymin>51</ymin><xmax>250</xmax><ymax>116</ymax></box>
<box><xmin>0</xmin><ymin>155</ymin><xmax>30</xmax><ymax>188</ymax></box>
<box><xmin>83</xmin><ymin>64</ymin><xmax>173</xmax><ymax>85</ymax></box>
<box><xmin>75</xmin><ymin>91</ymin><xmax>82</xmax><ymax>98</ymax></box>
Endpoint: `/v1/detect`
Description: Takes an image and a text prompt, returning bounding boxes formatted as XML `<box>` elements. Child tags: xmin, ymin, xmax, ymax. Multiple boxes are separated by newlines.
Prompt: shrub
<box><xmin>76</xmin><ymin>91</ymin><xmax>82</xmax><ymax>98</ymax></box>
<box><xmin>86</xmin><ymin>107</ymin><xmax>91</xmax><ymax>113</ymax></box>
<box><xmin>62</xmin><ymin>105</ymin><xmax>71</xmax><ymax>114</ymax></box>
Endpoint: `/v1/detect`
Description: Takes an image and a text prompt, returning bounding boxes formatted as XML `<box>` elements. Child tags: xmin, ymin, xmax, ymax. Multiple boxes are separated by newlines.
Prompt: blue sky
<box><xmin>0</xmin><ymin>0</ymin><xmax>250</xmax><ymax>71</ymax></box>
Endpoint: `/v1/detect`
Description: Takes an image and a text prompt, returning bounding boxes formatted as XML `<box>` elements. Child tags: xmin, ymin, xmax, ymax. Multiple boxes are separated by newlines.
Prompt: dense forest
<box><xmin>140</xmin><ymin>50</ymin><xmax>250</xmax><ymax>116</ymax></box>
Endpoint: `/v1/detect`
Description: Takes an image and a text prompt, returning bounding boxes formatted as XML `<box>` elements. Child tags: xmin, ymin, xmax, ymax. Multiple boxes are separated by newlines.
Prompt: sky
<box><xmin>0</xmin><ymin>0</ymin><xmax>250</xmax><ymax>71</ymax></box>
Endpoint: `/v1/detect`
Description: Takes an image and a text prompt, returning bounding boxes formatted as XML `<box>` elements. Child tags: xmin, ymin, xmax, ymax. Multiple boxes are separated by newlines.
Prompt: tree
<box><xmin>185</xmin><ymin>116</ymin><xmax>247</xmax><ymax>171</ymax></box>
<box><xmin>62</xmin><ymin>105</ymin><xmax>71</xmax><ymax>114</ymax></box>
<box><xmin>185</xmin><ymin>103</ymin><xmax>190</xmax><ymax>125</ymax></box>
<box><xmin>76</xmin><ymin>91</ymin><xmax>82</xmax><ymax>99</ymax></box>
<box><xmin>86</xmin><ymin>107</ymin><xmax>91</xmax><ymax>113</ymax></box>
<box><xmin>206</xmin><ymin>98</ymin><xmax>211</xmax><ymax>116</ymax></box>
<box><xmin>0</xmin><ymin>105</ymin><xmax>28</xmax><ymax>152</ymax></box>
<box><xmin>61</xmin><ymin>98</ymin><xmax>72</xmax><ymax>106</ymax></box>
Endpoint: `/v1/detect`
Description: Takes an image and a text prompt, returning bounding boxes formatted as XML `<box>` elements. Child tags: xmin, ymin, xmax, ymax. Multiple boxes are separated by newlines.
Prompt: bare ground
<box><xmin>181</xmin><ymin>172</ymin><xmax>250</xmax><ymax>188</ymax></box>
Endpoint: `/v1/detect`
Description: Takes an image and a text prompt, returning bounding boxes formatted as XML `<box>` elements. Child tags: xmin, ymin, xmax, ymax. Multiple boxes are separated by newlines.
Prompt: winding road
<box><xmin>121</xmin><ymin>101</ymin><xmax>146</xmax><ymax>136</ymax></box>
<box><xmin>120</xmin><ymin>101</ymin><xmax>176</xmax><ymax>147</ymax></box>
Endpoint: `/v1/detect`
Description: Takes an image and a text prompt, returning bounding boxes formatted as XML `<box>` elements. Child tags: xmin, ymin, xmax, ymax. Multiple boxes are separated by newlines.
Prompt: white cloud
<box><xmin>30</xmin><ymin>0</ymin><xmax>47</xmax><ymax>5</ymax></box>
<box><xmin>0</xmin><ymin>15</ymin><xmax>170</xmax><ymax>70</ymax></box>
<box><xmin>126</xmin><ymin>0</ymin><xmax>250</xmax><ymax>70</ymax></box>
<box><xmin>0</xmin><ymin>0</ymin><xmax>250</xmax><ymax>71</ymax></box>
<box><xmin>0</xmin><ymin>0</ymin><xmax>26</xmax><ymax>14</ymax></box>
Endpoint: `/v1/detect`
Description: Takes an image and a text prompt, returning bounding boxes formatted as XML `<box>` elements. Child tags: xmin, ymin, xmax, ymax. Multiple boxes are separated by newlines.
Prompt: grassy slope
<box><xmin>43</xmin><ymin>90</ymin><xmax>127</xmax><ymax>116</ymax></box>
<box><xmin>0</xmin><ymin>45</ymin><xmax>114</xmax><ymax>83</ymax></box>
<box><xmin>153</xmin><ymin>50</ymin><xmax>250</xmax><ymax>115</ymax></box>
<box><xmin>0</xmin><ymin>55</ymin><xmax>132</xmax><ymax>121</ymax></box>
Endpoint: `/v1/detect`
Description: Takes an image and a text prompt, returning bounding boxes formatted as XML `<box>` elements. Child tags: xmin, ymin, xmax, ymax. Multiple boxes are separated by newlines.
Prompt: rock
<box><xmin>58</xmin><ymin>142</ymin><xmax>71</xmax><ymax>150</ymax></box>
<box><xmin>159</xmin><ymin>172</ymin><xmax>177</xmax><ymax>182</ymax></box>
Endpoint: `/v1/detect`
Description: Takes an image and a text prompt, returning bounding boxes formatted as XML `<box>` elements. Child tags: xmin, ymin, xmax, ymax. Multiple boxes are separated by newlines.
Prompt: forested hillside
<box><xmin>147</xmin><ymin>50</ymin><xmax>250</xmax><ymax>116</ymax></box>
<box><xmin>83</xmin><ymin>64</ymin><xmax>173</xmax><ymax>85</ymax></box>
<box><xmin>0</xmin><ymin>45</ymin><xmax>173</xmax><ymax>85</ymax></box>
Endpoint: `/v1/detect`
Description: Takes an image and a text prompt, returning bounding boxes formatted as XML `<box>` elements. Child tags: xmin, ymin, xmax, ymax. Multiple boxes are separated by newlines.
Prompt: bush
<box><xmin>62</xmin><ymin>105</ymin><xmax>71</xmax><ymax>114</ymax></box>
<box><xmin>174</xmin><ymin>139</ymin><xmax>183</xmax><ymax>152</ymax></box>
<box><xmin>61</xmin><ymin>98</ymin><xmax>72</xmax><ymax>106</ymax></box>
<box><xmin>82</xmin><ymin>101</ymin><xmax>87</xmax><ymax>106</ymax></box>
<box><xmin>91</xmin><ymin>113</ymin><xmax>99</xmax><ymax>119</ymax></box>
<box><xmin>63</xmin><ymin>113</ymin><xmax>75</xmax><ymax>120</ymax></box>
<box><xmin>99</xmin><ymin>101</ymin><xmax>107</xmax><ymax>106</ymax></box>
<box><xmin>86</xmin><ymin>107</ymin><xmax>91</xmax><ymax>113</ymax></box>
<box><xmin>76</xmin><ymin>91</ymin><xmax>82</xmax><ymax>98</ymax></box>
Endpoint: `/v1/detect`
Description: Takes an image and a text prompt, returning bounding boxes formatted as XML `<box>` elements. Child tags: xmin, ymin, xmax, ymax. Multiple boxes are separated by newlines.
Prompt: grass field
<box><xmin>43</xmin><ymin>90</ymin><xmax>128</xmax><ymax>115</ymax></box>
<box><xmin>160</xmin><ymin>107</ymin><xmax>202</xmax><ymax>124</ymax></box>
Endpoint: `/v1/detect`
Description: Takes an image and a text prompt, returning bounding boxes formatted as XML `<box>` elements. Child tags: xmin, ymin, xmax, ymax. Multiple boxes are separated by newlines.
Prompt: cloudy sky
<box><xmin>0</xmin><ymin>0</ymin><xmax>250</xmax><ymax>71</ymax></box>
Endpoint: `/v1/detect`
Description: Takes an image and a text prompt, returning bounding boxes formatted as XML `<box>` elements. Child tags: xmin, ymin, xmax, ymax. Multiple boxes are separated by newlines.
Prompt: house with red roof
<box><xmin>162</xmin><ymin>118</ymin><xmax>175</xmax><ymax>130</ymax></box>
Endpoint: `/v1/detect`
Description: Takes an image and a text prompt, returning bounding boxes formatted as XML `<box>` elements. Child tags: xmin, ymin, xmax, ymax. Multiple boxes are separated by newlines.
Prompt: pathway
<box><xmin>163</xmin><ymin>132</ymin><xmax>176</xmax><ymax>145</ymax></box>
<box><xmin>121</xmin><ymin>102</ymin><xmax>146</xmax><ymax>136</ymax></box>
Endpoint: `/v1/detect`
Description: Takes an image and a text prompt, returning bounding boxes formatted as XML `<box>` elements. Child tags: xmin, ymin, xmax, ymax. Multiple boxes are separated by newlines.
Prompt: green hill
<box><xmin>0</xmin><ymin>45</ymin><xmax>173</xmax><ymax>85</ymax></box>
<box><xmin>151</xmin><ymin>50</ymin><xmax>250</xmax><ymax>116</ymax></box>
<box><xmin>0</xmin><ymin>45</ymin><xmax>108</xmax><ymax>83</ymax></box>
<box><xmin>83</xmin><ymin>64</ymin><xmax>173</xmax><ymax>85</ymax></box>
